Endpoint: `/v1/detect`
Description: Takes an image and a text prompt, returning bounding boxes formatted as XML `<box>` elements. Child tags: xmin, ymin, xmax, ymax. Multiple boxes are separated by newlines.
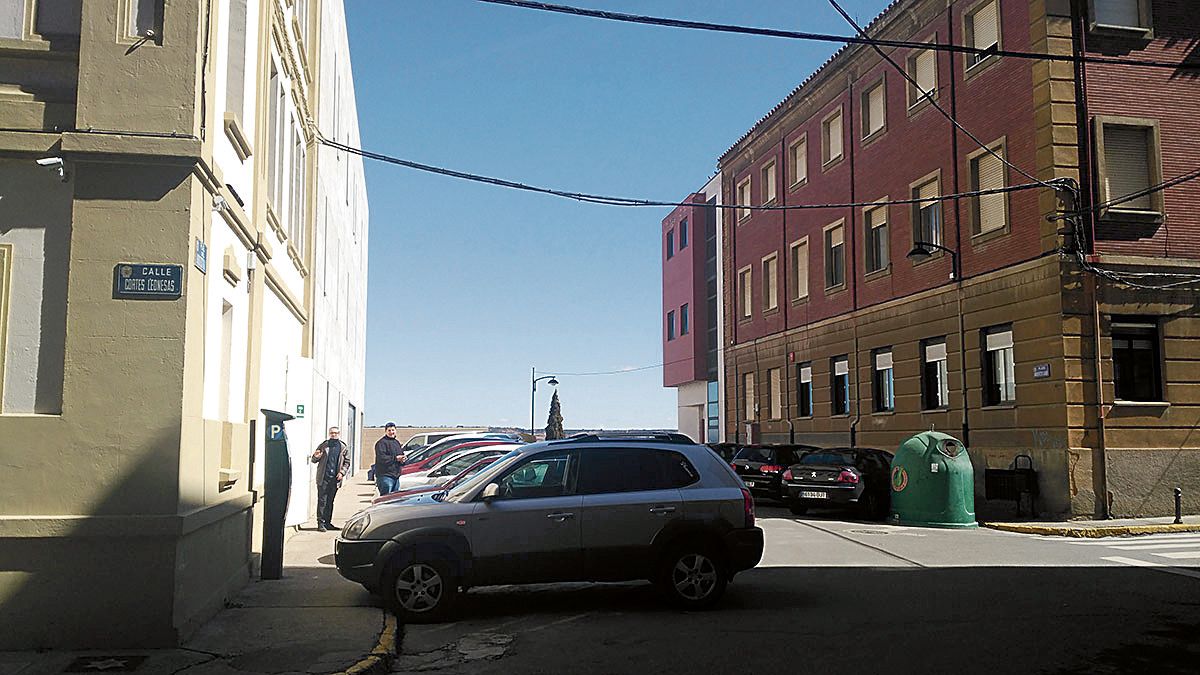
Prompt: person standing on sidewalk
<box><xmin>374</xmin><ymin>422</ymin><xmax>405</xmax><ymax>496</ymax></box>
<box><xmin>311</xmin><ymin>427</ymin><xmax>351</xmax><ymax>532</ymax></box>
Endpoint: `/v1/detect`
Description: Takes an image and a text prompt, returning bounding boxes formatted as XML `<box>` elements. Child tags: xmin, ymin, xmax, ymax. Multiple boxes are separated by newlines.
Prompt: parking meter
<box><xmin>261</xmin><ymin>408</ymin><xmax>295</xmax><ymax>580</ymax></box>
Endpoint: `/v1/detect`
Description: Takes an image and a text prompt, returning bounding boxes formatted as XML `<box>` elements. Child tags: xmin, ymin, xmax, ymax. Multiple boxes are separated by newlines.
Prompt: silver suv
<box><xmin>335</xmin><ymin>434</ymin><xmax>764</xmax><ymax>622</ymax></box>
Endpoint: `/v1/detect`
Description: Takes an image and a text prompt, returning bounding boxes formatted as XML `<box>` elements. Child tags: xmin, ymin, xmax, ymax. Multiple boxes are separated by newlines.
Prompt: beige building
<box><xmin>0</xmin><ymin>0</ymin><xmax>366</xmax><ymax>648</ymax></box>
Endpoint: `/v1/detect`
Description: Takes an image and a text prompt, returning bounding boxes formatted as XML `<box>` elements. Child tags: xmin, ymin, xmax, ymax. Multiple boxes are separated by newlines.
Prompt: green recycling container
<box><xmin>888</xmin><ymin>431</ymin><xmax>977</xmax><ymax>528</ymax></box>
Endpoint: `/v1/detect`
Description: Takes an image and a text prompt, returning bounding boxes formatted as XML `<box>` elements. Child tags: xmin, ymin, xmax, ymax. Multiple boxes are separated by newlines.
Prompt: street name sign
<box><xmin>113</xmin><ymin>263</ymin><xmax>183</xmax><ymax>300</ymax></box>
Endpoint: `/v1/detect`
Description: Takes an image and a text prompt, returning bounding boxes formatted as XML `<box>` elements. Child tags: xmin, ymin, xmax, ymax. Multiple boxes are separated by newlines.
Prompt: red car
<box><xmin>373</xmin><ymin>455</ymin><xmax>504</xmax><ymax>505</ymax></box>
<box><xmin>399</xmin><ymin>440</ymin><xmax>507</xmax><ymax>475</ymax></box>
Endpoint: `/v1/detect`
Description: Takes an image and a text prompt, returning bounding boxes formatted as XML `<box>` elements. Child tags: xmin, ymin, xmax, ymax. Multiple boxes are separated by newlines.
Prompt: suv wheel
<box><xmin>382</xmin><ymin>555</ymin><xmax>458</xmax><ymax>623</ymax></box>
<box><xmin>659</xmin><ymin>545</ymin><xmax>727</xmax><ymax>609</ymax></box>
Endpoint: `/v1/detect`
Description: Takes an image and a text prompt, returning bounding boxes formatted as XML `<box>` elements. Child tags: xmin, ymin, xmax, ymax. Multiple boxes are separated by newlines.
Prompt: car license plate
<box><xmin>799</xmin><ymin>490</ymin><xmax>827</xmax><ymax>499</ymax></box>
<box><xmin>744</xmin><ymin>480</ymin><xmax>756</xmax><ymax>487</ymax></box>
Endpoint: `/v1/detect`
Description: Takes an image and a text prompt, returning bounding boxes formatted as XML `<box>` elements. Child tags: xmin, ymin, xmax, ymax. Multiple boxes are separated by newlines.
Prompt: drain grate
<box><xmin>847</xmin><ymin>529</ymin><xmax>890</xmax><ymax>535</ymax></box>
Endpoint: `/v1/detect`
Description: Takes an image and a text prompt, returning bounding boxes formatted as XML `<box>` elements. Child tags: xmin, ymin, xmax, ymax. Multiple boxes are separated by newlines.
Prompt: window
<box><xmin>737</xmin><ymin>177</ymin><xmax>751</xmax><ymax>221</ymax></box>
<box><xmin>831</xmin><ymin>356</ymin><xmax>850</xmax><ymax>415</ymax></box>
<box><xmin>225</xmin><ymin>0</ymin><xmax>249</xmax><ymax>117</ymax></box>
<box><xmin>873</xmin><ymin>349</ymin><xmax>894</xmax><ymax>412</ymax></box>
<box><xmin>965</xmin><ymin>1</ymin><xmax>1001</xmax><ymax>68</ymax></box>
<box><xmin>825</xmin><ymin>222</ymin><xmax>845</xmax><ymax>289</ymax></box>
<box><xmin>761</xmin><ymin>161</ymin><xmax>777</xmax><ymax>204</ymax></box>
<box><xmin>769</xmin><ymin>368</ymin><xmax>783</xmax><ymax>419</ymax></box>
<box><xmin>744</xmin><ymin>372</ymin><xmax>756</xmax><ymax>421</ymax></box>
<box><xmin>790</xmin><ymin>238</ymin><xmax>809</xmax><ymax>300</ymax></box>
<box><xmin>983</xmin><ymin>326</ymin><xmax>1016</xmax><ymax>405</ymax></box>
<box><xmin>922</xmin><ymin>338</ymin><xmax>950</xmax><ymax>409</ymax></box>
<box><xmin>132</xmin><ymin>0</ymin><xmax>164</xmax><ymax>39</ymax></box>
<box><xmin>762</xmin><ymin>253</ymin><xmax>778</xmax><ymax>311</ymax></box>
<box><xmin>970</xmin><ymin>142</ymin><xmax>1008</xmax><ymax>235</ymax></box>
<box><xmin>907</xmin><ymin>47</ymin><xmax>937</xmax><ymax>108</ymax></box>
<box><xmin>666</xmin><ymin>229</ymin><xmax>674</xmax><ymax>259</ymax></box>
<box><xmin>267</xmin><ymin>68</ymin><xmax>282</xmax><ymax>210</ymax></box>
<box><xmin>822</xmin><ymin>109</ymin><xmax>844</xmax><ymax>165</ymax></box>
<box><xmin>862</xmin><ymin>80</ymin><xmax>886</xmax><ymax>138</ymax></box>
<box><xmin>494</xmin><ymin>449</ymin><xmax>575</xmax><ymax>500</ymax></box>
<box><xmin>579</xmin><ymin>448</ymin><xmax>697</xmax><ymax>494</ymax></box>
<box><xmin>289</xmin><ymin>127</ymin><xmax>307</xmax><ymax>248</ymax></box>
<box><xmin>1096</xmin><ymin>119</ymin><xmax>1162</xmax><ymax>215</ymax></box>
<box><xmin>1112</xmin><ymin>320</ymin><xmax>1162</xmax><ymax>401</ymax></box>
<box><xmin>865</xmin><ymin>205</ymin><xmax>889</xmax><ymax>274</ymax></box>
<box><xmin>789</xmin><ymin>136</ymin><xmax>808</xmax><ymax>186</ymax></box>
<box><xmin>680</xmin><ymin>303</ymin><xmax>689</xmax><ymax>336</ymax></box>
<box><xmin>666</xmin><ymin>310</ymin><xmax>675</xmax><ymax>341</ymax></box>
<box><xmin>738</xmin><ymin>266</ymin><xmax>752</xmax><ymax>319</ymax></box>
<box><xmin>912</xmin><ymin>176</ymin><xmax>943</xmax><ymax>248</ymax></box>
<box><xmin>706</xmin><ymin>380</ymin><xmax>720</xmax><ymax>443</ymax></box>
<box><xmin>796</xmin><ymin>362</ymin><xmax>813</xmax><ymax>417</ymax></box>
<box><xmin>1090</xmin><ymin>0</ymin><xmax>1151</xmax><ymax>32</ymax></box>
<box><xmin>680</xmin><ymin>218</ymin><xmax>688</xmax><ymax>249</ymax></box>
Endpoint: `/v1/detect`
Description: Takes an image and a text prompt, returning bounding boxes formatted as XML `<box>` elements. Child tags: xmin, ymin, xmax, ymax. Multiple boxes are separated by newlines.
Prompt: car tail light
<box><xmin>731</xmin><ymin>463</ymin><xmax>739</xmax><ymax>471</ymax></box>
<box><xmin>837</xmin><ymin>469</ymin><xmax>860</xmax><ymax>484</ymax></box>
<box><xmin>760</xmin><ymin>464</ymin><xmax>785</xmax><ymax>474</ymax></box>
<box><xmin>782</xmin><ymin>469</ymin><xmax>793</xmax><ymax>481</ymax></box>
<box><xmin>741</xmin><ymin>487</ymin><xmax>755</xmax><ymax>528</ymax></box>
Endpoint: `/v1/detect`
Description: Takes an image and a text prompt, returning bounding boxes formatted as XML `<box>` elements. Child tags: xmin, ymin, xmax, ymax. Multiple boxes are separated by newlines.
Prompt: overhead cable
<box><xmin>475</xmin><ymin>0</ymin><xmax>1198</xmax><ymax>71</ymax></box>
<box><xmin>317</xmin><ymin>133</ymin><xmax>1052</xmax><ymax>212</ymax></box>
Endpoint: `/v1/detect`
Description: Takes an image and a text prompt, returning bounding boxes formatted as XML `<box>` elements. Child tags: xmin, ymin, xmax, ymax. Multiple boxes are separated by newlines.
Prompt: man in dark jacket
<box><xmin>311</xmin><ymin>427</ymin><xmax>351</xmax><ymax>532</ymax></box>
<box><xmin>373</xmin><ymin>422</ymin><xmax>405</xmax><ymax>496</ymax></box>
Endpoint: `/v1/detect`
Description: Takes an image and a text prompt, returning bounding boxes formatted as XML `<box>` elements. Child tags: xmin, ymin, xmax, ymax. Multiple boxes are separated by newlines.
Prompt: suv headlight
<box><xmin>343</xmin><ymin>513</ymin><xmax>371</xmax><ymax>540</ymax></box>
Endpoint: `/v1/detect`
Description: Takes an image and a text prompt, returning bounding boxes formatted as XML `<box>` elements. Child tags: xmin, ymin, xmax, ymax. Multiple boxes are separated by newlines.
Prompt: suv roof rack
<box><xmin>553</xmin><ymin>432</ymin><xmax>695</xmax><ymax>445</ymax></box>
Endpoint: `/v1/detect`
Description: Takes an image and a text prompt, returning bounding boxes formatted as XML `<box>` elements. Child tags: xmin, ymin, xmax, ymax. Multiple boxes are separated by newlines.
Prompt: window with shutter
<box><xmin>908</xmin><ymin>49</ymin><xmax>937</xmax><ymax>107</ymax></box>
<box><xmin>863</xmin><ymin>81</ymin><xmax>886</xmax><ymax>138</ymax></box>
<box><xmin>791</xmin><ymin>239</ymin><xmax>809</xmax><ymax>300</ymax></box>
<box><xmin>797</xmin><ymin>362</ymin><xmax>813</xmax><ymax>417</ymax></box>
<box><xmin>769</xmin><ymin>368</ymin><xmax>782</xmax><ymax>419</ymax></box>
<box><xmin>1104</xmin><ymin>125</ymin><xmax>1153</xmax><ymax>211</ymax></box>
<box><xmin>865</xmin><ymin>205</ymin><xmax>889</xmax><ymax>274</ymax></box>
<box><xmin>967</xmin><ymin>1</ymin><xmax>1000</xmax><ymax>66</ymax></box>
<box><xmin>744</xmin><ymin>373</ymin><xmax>756</xmax><ymax>420</ymax></box>
<box><xmin>913</xmin><ymin>178</ymin><xmax>942</xmax><ymax>246</ymax></box>
<box><xmin>761</xmin><ymin>161</ymin><xmax>777</xmax><ymax>203</ymax></box>
<box><xmin>825</xmin><ymin>223</ymin><xmax>845</xmax><ymax>289</ymax></box>
<box><xmin>762</xmin><ymin>254</ymin><xmax>778</xmax><ymax>311</ymax></box>
<box><xmin>737</xmin><ymin>178</ymin><xmax>751</xmax><ymax>221</ymax></box>
<box><xmin>1092</xmin><ymin>0</ymin><xmax>1147</xmax><ymax>30</ymax></box>
<box><xmin>739</xmin><ymin>267</ymin><xmax>752</xmax><ymax>318</ymax></box>
<box><xmin>971</xmin><ymin>145</ymin><xmax>1007</xmax><ymax>235</ymax></box>
<box><xmin>790</xmin><ymin>137</ymin><xmax>808</xmax><ymax>185</ymax></box>
<box><xmin>823</xmin><ymin>110</ymin><xmax>843</xmax><ymax>164</ymax></box>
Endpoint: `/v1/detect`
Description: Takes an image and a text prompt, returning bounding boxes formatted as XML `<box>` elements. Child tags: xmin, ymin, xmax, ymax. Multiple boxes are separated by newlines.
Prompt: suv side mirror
<box><xmin>481</xmin><ymin>483</ymin><xmax>500</xmax><ymax>502</ymax></box>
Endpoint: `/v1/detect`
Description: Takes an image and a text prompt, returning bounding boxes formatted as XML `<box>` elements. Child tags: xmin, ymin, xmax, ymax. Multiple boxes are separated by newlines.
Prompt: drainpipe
<box><xmin>948</xmin><ymin>7</ymin><xmax>970</xmax><ymax>447</ymax></box>
<box><xmin>847</xmin><ymin>73</ymin><xmax>861</xmax><ymax>448</ymax></box>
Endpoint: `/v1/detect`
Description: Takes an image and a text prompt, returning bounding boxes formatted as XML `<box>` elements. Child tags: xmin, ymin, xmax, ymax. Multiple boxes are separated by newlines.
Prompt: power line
<box><xmin>317</xmin><ymin>133</ymin><xmax>1054</xmax><ymax>212</ymax></box>
<box><xmin>476</xmin><ymin>0</ymin><xmax>1198</xmax><ymax>71</ymax></box>
<box><xmin>545</xmin><ymin>356</ymin><xmax>698</xmax><ymax>377</ymax></box>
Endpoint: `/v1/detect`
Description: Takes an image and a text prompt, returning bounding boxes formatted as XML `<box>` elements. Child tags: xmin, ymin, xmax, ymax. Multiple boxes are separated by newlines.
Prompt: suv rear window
<box><xmin>579</xmin><ymin>448</ymin><xmax>699</xmax><ymax>494</ymax></box>
<box><xmin>733</xmin><ymin>447</ymin><xmax>772</xmax><ymax>463</ymax></box>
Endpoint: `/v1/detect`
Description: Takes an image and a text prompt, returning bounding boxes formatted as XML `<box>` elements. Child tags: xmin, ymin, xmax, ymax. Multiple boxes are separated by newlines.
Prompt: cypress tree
<box><xmin>545</xmin><ymin>389</ymin><xmax>565</xmax><ymax>440</ymax></box>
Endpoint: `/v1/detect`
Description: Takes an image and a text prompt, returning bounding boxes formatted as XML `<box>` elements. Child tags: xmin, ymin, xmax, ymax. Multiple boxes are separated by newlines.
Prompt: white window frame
<box><xmin>873</xmin><ymin>348</ymin><xmax>895</xmax><ymax>413</ymax></box>
<box><xmin>983</xmin><ymin>326</ymin><xmax>1016</xmax><ymax>405</ymax></box>
<box><xmin>922</xmin><ymin>338</ymin><xmax>950</xmax><ymax>410</ymax></box>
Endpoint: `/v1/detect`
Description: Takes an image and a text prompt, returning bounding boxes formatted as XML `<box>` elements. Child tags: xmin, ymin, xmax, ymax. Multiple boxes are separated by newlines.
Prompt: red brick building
<box><xmin>718</xmin><ymin>0</ymin><xmax>1200</xmax><ymax>518</ymax></box>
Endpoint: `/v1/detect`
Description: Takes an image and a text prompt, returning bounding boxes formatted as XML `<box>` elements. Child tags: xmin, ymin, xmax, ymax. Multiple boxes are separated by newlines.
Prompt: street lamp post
<box><xmin>531</xmin><ymin>367</ymin><xmax>558</xmax><ymax>440</ymax></box>
<box><xmin>907</xmin><ymin>241</ymin><xmax>968</xmax><ymax>446</ymax></box>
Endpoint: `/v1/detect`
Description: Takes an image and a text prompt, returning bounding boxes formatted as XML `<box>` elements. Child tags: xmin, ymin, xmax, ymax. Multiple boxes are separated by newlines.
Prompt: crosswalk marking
<box><xmin>1109</xmin><ymin>542</ymin><xmax>1200</xmax><ymax>550</ymax></box>
<box><xmin>1101</xmin><ymin>556</ymin><xmax>1200</xmax><ymax>581</ymax></box>
<box><xmin>1065</xmin><ymin>535</ymin><xmax>1200</xmax><ymax>546</ymax></box>
<box><xmin>1153</xmin><ymin>551</ymin><xmax>1200</xmax><ymax>559</ymax></box>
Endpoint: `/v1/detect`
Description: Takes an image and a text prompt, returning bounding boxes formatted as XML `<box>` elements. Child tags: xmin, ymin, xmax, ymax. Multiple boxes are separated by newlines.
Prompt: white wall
<box><xmin>310</xmin><ymin>0</ymin><xmax>369</xmax><ymax>477</ymax></box>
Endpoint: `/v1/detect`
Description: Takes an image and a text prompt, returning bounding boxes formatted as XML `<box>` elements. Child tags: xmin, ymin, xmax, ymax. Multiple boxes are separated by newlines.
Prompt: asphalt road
<box><xmin>394</xmin><ymin>506</ymin><xmax>1200</xmax><ymax>674</ymax></box>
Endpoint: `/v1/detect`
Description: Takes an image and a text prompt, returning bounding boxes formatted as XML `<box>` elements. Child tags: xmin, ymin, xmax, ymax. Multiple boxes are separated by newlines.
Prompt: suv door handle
<box><xmin>649</xmin><ymin>506</ymin><xmax>677</xmax><ymax>514</ymax></box>
<box><xmin>546</xmin><ymin>512</ymin><xmax>575</xmax><ymax>521</ymax></box>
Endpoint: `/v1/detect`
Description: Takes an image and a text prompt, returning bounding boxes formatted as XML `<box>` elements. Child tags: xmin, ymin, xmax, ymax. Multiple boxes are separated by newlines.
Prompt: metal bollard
<box><xmin>1175</xmin><ymin>487</ymin><xmax>1183</xmax><ymax>525</ymax></box>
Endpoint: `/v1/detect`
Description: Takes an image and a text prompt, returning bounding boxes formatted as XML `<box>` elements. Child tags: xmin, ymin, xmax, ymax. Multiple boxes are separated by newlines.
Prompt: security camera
<box><xmin>36</xmin><ymin>156</ymin><xmax>68</xmax><ymax>182</ymax></box>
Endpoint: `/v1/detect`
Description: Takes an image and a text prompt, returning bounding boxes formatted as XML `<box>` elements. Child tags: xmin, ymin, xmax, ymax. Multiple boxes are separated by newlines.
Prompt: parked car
<box><xmin>402</xmin><ymin>434</ymin><xmax>513</xmax><ymax>466</ymax></box>
<box><xmin>732</xmin><ymin>445</ymin><xmax>818</xmax><ymax>502</ymax></box>
<box><xmin>336</xmin><ymin>433</ymin><xmax>764</xmax><ymax>622</ymax></box>
<box><xmin>372</xmin><ymin>454</ymin><xmax>511</xmax><ymax>505</ymax></box>
<box><xmin>401</xmin><ymin>439</ymin><xmax>515</xmax><ymax>476</ymax></box>
<box><xmin>401</xmin><ymin>431</ymin><xmax>478</xmax><ymax>455</ymax></box>
<box><xmin>706</xmin><ymin>443</ymin><xmax>741</xmax><ymax>463</ymax></box>
<box><xmin>781</xmin><ymin>447</ymin><xmax>894</xmax><ymax>520</ymax></box>
<box><xmin>396</xmin><ymin>446</ymin><xmax>517</xmax><ymax>490</ymax></box>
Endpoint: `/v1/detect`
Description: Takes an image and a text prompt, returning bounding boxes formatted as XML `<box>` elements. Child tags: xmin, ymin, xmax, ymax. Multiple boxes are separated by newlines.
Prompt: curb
<box><xmin>985</xmin><ymin>522</ymin><xmax>1200</xmax><ymax>538</ymax></box>
<box><xmin>333</xmin><ymin>613</ymin><xmax>397</xmax><ymax>675</ymax></box>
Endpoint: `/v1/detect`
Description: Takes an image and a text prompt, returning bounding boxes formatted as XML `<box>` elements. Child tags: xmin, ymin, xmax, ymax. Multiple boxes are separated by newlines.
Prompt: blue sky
<box><xmin>346</xmin><ymin>0</ymin><xmax>892</xmax><ymax>429</ymax></box>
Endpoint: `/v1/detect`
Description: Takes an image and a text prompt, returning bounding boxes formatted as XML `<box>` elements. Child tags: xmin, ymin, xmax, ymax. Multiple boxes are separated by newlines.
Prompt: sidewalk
<box><xmin>984</xmin><ymin>515</ymin><xmax>1200</xmax><ymax>537</ymax></box>
<box><xmin>0</xmin><ymin>478</ymin><xmax>394</xmax><ymax>675</ymax></box>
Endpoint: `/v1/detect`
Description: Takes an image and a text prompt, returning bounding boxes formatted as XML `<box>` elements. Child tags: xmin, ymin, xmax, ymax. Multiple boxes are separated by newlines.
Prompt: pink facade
<box><xmin>662</xmin><ymin>195</ymin><xmax>709</xmax><ymax>387</ymax></box>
